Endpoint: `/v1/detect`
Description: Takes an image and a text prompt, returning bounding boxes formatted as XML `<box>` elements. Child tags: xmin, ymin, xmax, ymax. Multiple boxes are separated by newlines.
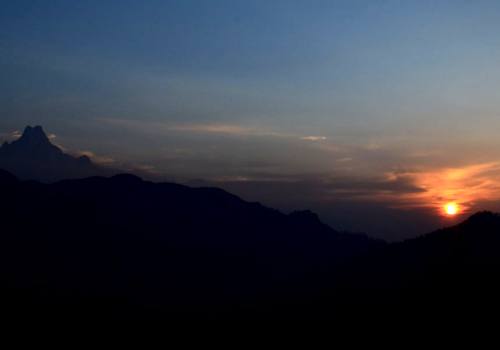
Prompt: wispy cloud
<box><xmin>336</xmin><ymin>157</ymin><xmax>353</xmax><ymax>163</ymax></box>
<box><xmin>100</xmin><ymin>118</ymin><xmax>283</xmax><ymax>137</ymax></box>
<box><xmin>12</xmin><ymin>130</ymin><xmax>22</xmax><ymax>139</ymax></box>
<box><xmin>0</xmin><ymin>130</ymin><xmax>22</xmax><ymax>143</ymax></box>
<box><xmin>73</xmin><ymin>150</ymin><xmax>116</xmax><ymax>166</ymax></box>
<box><xmin>168</xmin><ymin>123</ymin><xmax>288</xmax><ymax>138</ymax></box>
<box><xmin>170</xmin><ymin>124</ymin><xmax>253</xmax><ymax>135</ymax></box>
<box><xmin>300</xmin><ymin>136</ymin><xmax>327</xmax><ymax>142</ymax></box>
<box><xmin>99</xmin><ymin>118</ymin><xmax>327</xmax><ymax>142</ymax></box>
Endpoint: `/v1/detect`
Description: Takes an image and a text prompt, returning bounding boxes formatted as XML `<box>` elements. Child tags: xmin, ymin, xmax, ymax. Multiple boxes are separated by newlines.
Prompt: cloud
<box><xmin>0</xmin><ymin>130</ymin><xmax>22</xmax><ymax>143</ymax></box>
<box><xmin>300</xmin><ymin>136</ymin><xmax>327</xmax><ymax>142</ymax></box>
<box><xmin>336</xmin><ymin>157</ymin><xmax>353</xmax><ymax>163</ymax></box>
<box><xmin>197</xmin><ymin>171</ymin><xmax>424</xmax><ymax>202</ymax></box>
<box><xmin>364</xmin><ymin>143</ymin><xmax>382</xmax><ymax>151</ymax></box>
<box><xmin>11</xmin><ymin>130</ymin><xmax>22</xmax><ymax>139</ymax></box>
<box><xmin>168</xmin><ymin>123</ymin><xmax>294</xmax><ymax>139</ymax></box>
<box><xmin>98</xmin><ymin>118</ymin><xmax>327</xmax><ymax>142</ymax></box>
<box><xmin>74</xmin><ymin>150</ymin><xmax>116</xmax><ymax>166</ymax></box>
<box><xmin>121</xmin><ymin>163</ymin><xmax>162</xmax><ymax>177</ymax></box>
<box><xmin>99</xmin><ymin>118</ymin><xmax>283</xmax><ymax>137</ymax></box>
<box><xmin>169</xmin><ymin>124</ymin><xmax>255</xmax><ymax>136</ymax></box>
<box><xmin>387</xmin><ymin>162</ymin><xmax>500</xmax><ymax>214</ymax></box>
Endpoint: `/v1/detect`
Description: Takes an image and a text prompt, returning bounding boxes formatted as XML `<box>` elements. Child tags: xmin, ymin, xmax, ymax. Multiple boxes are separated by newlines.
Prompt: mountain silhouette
<box><xmin>316</xmin><ymin>210</ymin><xmax>500</xmax><ymax>323</ymax></box>
<box><xmin>2</xmin><ymin>167</ymin><xmax>500</xmax><ymax>322</ymax></box>
<box><xmin>347</xmin><ymin>211</ymin><xmax>500</xmax><ymax>284</ymax></box>
<box><xmin>0</xmin><ymin>169</ymin><xmax>383</xmax><ymax>322</ymax></box>
<box><xmin>0</xmin><ymin>125</ymin><xmax>116</xmax><ymax>181</ymax></box>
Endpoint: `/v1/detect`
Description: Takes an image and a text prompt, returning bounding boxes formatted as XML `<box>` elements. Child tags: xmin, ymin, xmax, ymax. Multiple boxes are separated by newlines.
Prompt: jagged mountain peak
<box><xmin>0</xmin><ymin>125</ymin><xmax>117</xmax><ymax>182</ymax></box>
<box><xmin>0</xmin><ymin>125</ymin><xmax>62</xmax><ymax>157</ymax></box>
<box><xmin>19</xmin><ymin>125</ymin><xmax>51</xmax><ymax>145</ymax></box>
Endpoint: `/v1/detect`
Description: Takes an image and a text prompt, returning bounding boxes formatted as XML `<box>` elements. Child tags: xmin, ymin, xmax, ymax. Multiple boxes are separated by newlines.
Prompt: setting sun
<box><xmin>444</xmin><ymin>202</ymin><xmax>459</xmax><ymax>216</ymax></box>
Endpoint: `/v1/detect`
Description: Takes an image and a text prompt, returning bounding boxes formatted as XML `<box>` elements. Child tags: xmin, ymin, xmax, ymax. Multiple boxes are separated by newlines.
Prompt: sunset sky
<box><xmin>2</xmin><ymin>1</ymin><xmax>500</xmax><ymax>239</ymax></box>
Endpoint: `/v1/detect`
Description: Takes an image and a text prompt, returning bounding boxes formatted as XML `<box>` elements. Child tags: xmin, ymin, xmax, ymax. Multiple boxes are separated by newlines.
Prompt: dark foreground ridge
<box><xmin>2</xmin><ymin>168</ymin><xmax>500</xmax><ymax>323</ymax></box>
<box><xmin>0</xmin><ymin>169</ymin><xmax>383</xmax><ymax>322</ymax></box>
<box><xmin>0</xmin><ymin>125</ymin><xmax>117</xmax><ymax>181</ymax></box>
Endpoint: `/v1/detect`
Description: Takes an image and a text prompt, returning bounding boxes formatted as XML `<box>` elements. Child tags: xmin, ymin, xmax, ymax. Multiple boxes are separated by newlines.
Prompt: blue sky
<box><xmin>3</xmin><ymin>1</ymin><xmax>500</xmax><ymax>239</ymax></box>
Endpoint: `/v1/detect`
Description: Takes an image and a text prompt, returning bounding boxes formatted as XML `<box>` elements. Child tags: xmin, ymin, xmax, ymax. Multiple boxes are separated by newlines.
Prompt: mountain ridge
<box><xmin>0</xmin><ymin>125</ymin><xmax>117</xmax><ymax>181</ymax></box>
<box><xmin>1</xmin><ymin>167</ymin><xmax>500</xmax><ymax>320</ymax></box>
<box><xmin>0</xmin><ymin>167</ymin><xmax>385</xmax><ymax>320</ymax></box>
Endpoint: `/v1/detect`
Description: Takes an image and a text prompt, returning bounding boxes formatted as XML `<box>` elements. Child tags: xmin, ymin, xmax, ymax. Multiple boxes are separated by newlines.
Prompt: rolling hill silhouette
<box><xmin>0</xmin><ymin>168</ymin><xmax>383</xmax><ymax>322</ymax></box>
<box><xmin>319</xmin><ymin>211</ymin><xmax>500</xmax><ymax>322</ymax></box>
<box><xmin>1</xmin><ymin>167</ymin><xmax>500</xmax><ymax>321</ymax></box>
<box><xmin>0</xmin><ymin>125</ymin><xmax>116</xmax><ymax>181</ymax></box>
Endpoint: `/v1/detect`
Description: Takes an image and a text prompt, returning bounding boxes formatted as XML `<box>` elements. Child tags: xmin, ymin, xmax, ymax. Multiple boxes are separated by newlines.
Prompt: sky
<box><xmin>2</xmin><ymin>0</ymin><xmax>500</xmax><ymax>240</ymax></box>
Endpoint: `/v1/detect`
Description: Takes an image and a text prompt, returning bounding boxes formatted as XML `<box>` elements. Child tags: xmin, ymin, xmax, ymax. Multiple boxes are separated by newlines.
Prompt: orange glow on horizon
<box><xmin>353</xmin><ymin>161</ymin><xmax>500</xmax><ymax>217</ymax></box>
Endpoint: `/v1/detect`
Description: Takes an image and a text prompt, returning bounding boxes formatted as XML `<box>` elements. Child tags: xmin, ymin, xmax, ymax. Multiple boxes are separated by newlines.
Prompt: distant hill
<box><xmin>343</xmin><ymin>211</ymin><xmax>500</xmax><ymax>286</ymax></box>
<box><xmin>0</xmin><ymin>125</ymin><xmax>117</xmax><ymax>181</ymax></box>
<box><xmin>0</xmin><ymin>169</ymin><xmax>383</xmax><ymax>322</ymax></box>
<box><xmin>319</xmin><ymin>211</ymin><xmax>500</xmax><ymax>321</ymax></box>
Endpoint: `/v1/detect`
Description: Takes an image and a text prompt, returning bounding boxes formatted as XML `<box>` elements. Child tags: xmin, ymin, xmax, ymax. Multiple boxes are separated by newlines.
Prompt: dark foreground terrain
<box><xmin>2</xmin><ymin>168</ymin><xmax>500</xmax><ymax>323</ymax></box>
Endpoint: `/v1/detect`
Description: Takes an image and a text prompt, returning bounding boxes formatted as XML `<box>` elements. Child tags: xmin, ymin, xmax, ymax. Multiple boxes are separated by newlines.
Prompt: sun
<box><xmin>444</xmin><ymin>202</ymin><xmax>459</xmax><ymax>216</ymax></box>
